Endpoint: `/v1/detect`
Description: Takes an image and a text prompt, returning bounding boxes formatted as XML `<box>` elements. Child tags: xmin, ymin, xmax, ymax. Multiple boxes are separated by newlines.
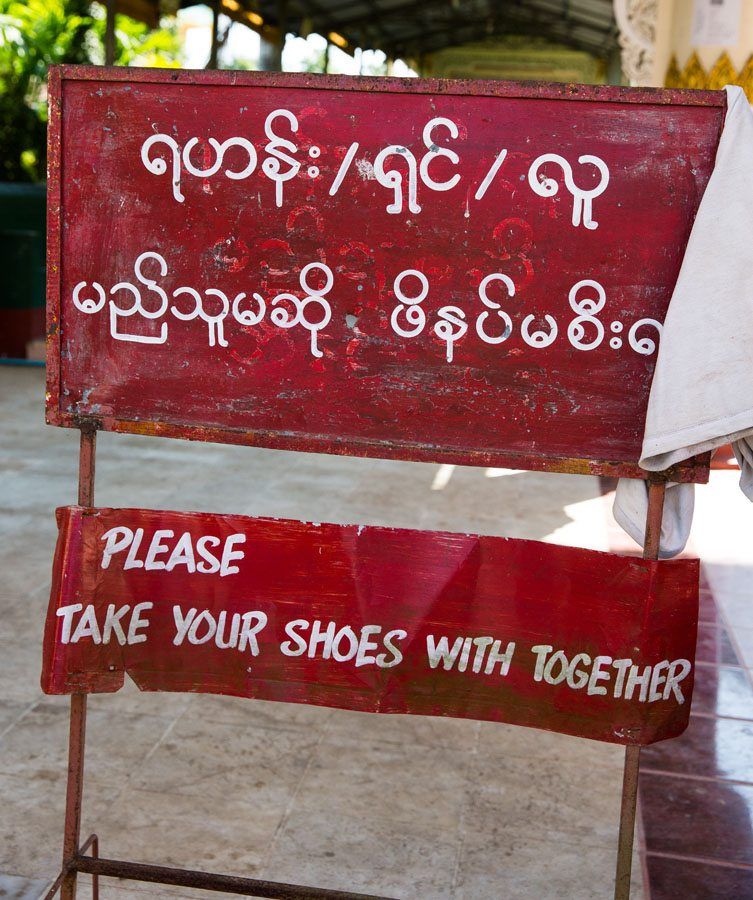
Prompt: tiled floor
<box><xmin>2</xmin><ymin>364</ymin><xmax>753</xmax><ymax>899</ymax></box>
<box><xmin>638</xmin><ymin>571</ymin><xmax>753</xmax><ymax>897</ymax></box>
<box><xmin>0</xmin><ymin>366</ymin><xmax>646</xmax><ymax>899</ymax></box>
<box><xmin>596</xmin><ymin>473</ymin><xmax>753</xmax><ymax>895</ymax></box>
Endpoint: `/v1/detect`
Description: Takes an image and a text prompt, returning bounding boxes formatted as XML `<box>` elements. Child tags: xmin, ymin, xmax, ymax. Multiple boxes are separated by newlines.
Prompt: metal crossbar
<box><xmin>76</xmin><ymin>853</ymin><xmax>394</xmax><ymax>899</ymax></box>
<box><xmin>44</xmin><ymin>833</ymin><xmax>393</xmax><ymax>900</ymax></box>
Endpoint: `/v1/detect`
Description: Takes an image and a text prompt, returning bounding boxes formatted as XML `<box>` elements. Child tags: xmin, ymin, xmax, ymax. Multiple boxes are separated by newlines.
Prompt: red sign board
<box><xmin>46</xmin><ymin>68</ymin><xmax>723</xmax><ymax>480</ymax></box>
<box><xmin>42</xmin><ymin>506</ymin><xmax>699</xmax><ymax>745</ymax></box>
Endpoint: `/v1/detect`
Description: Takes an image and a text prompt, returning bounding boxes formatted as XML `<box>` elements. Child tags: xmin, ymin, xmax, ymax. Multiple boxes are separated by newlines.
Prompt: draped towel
<box><xmin>613</xmin><ymin>85</ymin><xmax>753</xmax><ymax>557</ymax></box>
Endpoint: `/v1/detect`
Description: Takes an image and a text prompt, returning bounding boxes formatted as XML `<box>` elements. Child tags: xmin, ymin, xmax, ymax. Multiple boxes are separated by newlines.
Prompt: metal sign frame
<box><xmin>41</xmin><ymin>66</ymin><xmax>724</xmax><ymax>900</ymax></box>
<box><xmin>43</xmin><ymin>429</ymin><xmax>668</xmax><ymax>900</ymax></box>
<box><xmin>45</xmin><ymin>65</ymin><xmax>723</xmax><ymax>484</ymax></box>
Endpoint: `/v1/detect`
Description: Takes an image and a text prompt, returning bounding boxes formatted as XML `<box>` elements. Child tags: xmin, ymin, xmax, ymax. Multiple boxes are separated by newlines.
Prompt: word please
<box><xmin>101</xmin><ymin>526</ymin><xmax>246</xmax><ymax>576</ymax></box>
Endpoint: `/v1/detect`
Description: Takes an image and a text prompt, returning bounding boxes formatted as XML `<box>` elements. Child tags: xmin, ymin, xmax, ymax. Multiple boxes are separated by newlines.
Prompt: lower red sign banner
<box><xmin>42</xmin><ymin>506</ymin><xmax>699</xmax><ymax>745</ymax></box>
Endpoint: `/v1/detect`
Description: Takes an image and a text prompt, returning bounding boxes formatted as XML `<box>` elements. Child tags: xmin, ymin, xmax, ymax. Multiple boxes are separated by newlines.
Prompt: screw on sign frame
<box><xmin>42</xmin><ymin>66</ymin><xmax>725</xmax><ymax>900</ymax></box>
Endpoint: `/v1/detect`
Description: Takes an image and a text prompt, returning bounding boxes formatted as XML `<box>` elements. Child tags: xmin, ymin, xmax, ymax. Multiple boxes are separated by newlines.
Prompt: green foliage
<box><xmin>90</xmin><ymin>9</ymin><xmax>180</xmax><ymax>68</ymax></box>
<box><xmin>0</xmin><ymin>0</ymin><xmax>92</xmax><ymax>181</ymax></box>
<box><xmin>0</xmin><ymin>0</ymin><xmax>180</xmax><ymax>182</ymax></box>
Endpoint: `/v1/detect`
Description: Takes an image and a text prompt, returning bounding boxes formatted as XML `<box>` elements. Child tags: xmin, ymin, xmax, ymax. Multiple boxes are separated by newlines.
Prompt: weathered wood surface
<box><xmin>46</xmin><ymin>68</ymin><xmax>723</xmax><ymax>480</ymax></box>
<box><xmin>42</xmin><ymin>506</ymin><xmax>699</xmax><ymax>745</ymax></box>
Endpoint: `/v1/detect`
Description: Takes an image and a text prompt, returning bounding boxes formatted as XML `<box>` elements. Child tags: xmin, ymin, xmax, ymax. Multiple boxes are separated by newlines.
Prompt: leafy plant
<box><xmin>0</xmin><ymin>0</ymin><xmax>91</xmax><ymax>181</ymax></box>
<box><xmin>95</xmin><ymin>9</ymin><xmax>181</xmax><ymax>69</ymax></box>
<box><xmin>0</xmin><ymin>0</ymin><xmax>180</xmax><ymax>182</ymax></box>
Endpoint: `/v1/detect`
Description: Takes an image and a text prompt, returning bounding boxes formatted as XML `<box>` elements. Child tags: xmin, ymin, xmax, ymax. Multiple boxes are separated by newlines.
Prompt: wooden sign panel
<box><xmin>42</xmin><ymin>506</ymin><xmax>699</xmax><ymax>745</ymax></box>
<box><xmin>46</xmin><ymin>68</ymin><xmax>723</xmax><ymax>480</ymax></box>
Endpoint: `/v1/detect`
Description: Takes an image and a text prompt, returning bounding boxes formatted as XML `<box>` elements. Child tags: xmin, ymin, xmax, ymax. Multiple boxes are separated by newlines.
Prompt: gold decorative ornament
<box><xmin>737</xmin><ymin>56</ymin><xmax>753</xmax><ymax>98</ymax></box>
<box><xmin>684</xmin><ymin>52</ymin><xmax>709</xmax><ymax>90</ymax></box>
<box><xmin>708</xmin><ymin>52</ymin><xmax>738</xmax><ymax>90</ymax></box>
<box><xmin>665</xmin><ymin>55</ymin><xmax>681</xmax><ymax>89</ymax></box>
<box><xmin>666</xmin><ymin>51</ymin><xmax>753</xmax><ymax>101</ymax></box>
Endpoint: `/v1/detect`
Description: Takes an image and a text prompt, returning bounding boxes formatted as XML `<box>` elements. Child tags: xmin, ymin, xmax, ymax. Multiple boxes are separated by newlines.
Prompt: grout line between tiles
<box><xmin>97</xmin><ymin>710</ymin><xmax>186</xmax><ymax>813</ymax></box>
<box><xmin>0</xmin><ymin>698</ymin><xmax>39</xmax><ymax>742</ymax></box>
<box><xmin>694</xmin><ymin>659</ymin><xmax>746</xmax><ymax>670</ymax></box>
<box><xmin>639</xmin><ymin>766</ymin><xmax>753</xmax><ymax>788</ymax></box>
<box><xmin>645</xmin><ymin>849</ymin><xmax>753</xmax><ymax>871</ymax></box>
<box><xmin>690</xmin><ymin>709</ymin><xmax>753</xmax><ymax>723</ymax></box>
<box><xmin>449</xmin><ymin>720</ymin><xmax>481</xmax><ymax>899</ymax></box>
<box><xmin>257</xmin><ymin>715</ymin><xmax>332</xmax><ymax>878</ymax></box>
<box><xmin>635</xmin><ymin>569</ymin><xmax>753</xmax><ymax>892</ymax></box>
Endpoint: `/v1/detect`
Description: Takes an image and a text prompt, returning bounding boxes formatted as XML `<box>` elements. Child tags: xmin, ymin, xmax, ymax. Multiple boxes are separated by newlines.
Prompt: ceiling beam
<box><xmin>383</xmin><ymin>9</ymin><xmax>611</xmax><ymax>60</ymax></box>
<box><xmin>254</xmin><ymin>0</ymin><xmax>615</xmax><ymax>59</ymax></box>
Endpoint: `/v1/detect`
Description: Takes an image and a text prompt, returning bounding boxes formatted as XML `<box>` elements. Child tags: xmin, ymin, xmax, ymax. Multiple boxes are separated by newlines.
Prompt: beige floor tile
<box><xmin>0</xmin><ymin>699</ymin><xmax>34</xmax><ymax>738</ymax></box>
<box><xmin>454</xmin><ymin>830</ymin><xmax>643</xmax><ymax>900</ymax></box>
<box><xmin>85</xmin><ymin>678</ymin><xmax>193</xmax><ymax>720</ymax></box>
<box><xmin>464</xmin><ymin>754</ymin><xmax>622</xmax><ymax>850</ymax></box>
<box><xmin>94</xmin><ymin>788</ymin><xmax>277</xmax><ymax>876</ymax></box>
<box><xmin>0</xmin><ymin>585</ymin><xmax>50</xmax><ymax>652</ymax></box>
<box><xmin>0</xmin><ymin>642</ymin><xmax>47</xmax><ymax>706</ymax></box>
<box><xmin>477</xmin><ymin>720</ymin><xmax>626</xmax><ymax>771</ymax></box>
<box><xmin>182</xmin><ymin>693</ymin><xmax>332</xmax><ymax>732</ymax></box>
<box><xmin>0</xmin><ymin>700</ymin><xmax>175</xmax><ymax>789</ymax></box>
<box><xmin>72</xmin><ymin>879</ymin><xmax>233</xmax><ymax>900</ymax></box>
<box><xmin>0</xmin><ymin>520</ymin><xmax>59</xmax><ymax>597</ymax></box>
<box><xmin>0</xmin><ymin>770</ymin><xmax>107</xmax><ymax>879</ymax></box>
<box><xmin>289</xmin><ymin>734</ymin><xmax>470</xmax><ymax>833</ymax></box>
<box><xmin>264</xmin><ymin>809</ymin><xmax>457</xmax><ymax>899</ymax></box>
<box><xmin>324</xmin><ymin>709</ymin><xmax>480</xmax><ymax>753</ymax></box>
<box><xmin>130</xmin><ymin>715</ymin><xmax>319</xmax><ymax>807</ymax></box>
<box><xmin>0</xmin><ymin>873</ymin><xmax>50</xmax><ymax>900</ymax></box>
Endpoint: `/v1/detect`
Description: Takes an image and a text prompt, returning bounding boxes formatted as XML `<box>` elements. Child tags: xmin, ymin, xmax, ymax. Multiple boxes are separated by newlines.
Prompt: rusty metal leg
<box><xmin>641</xmin><ymin>482</ymin><xmax>666</xmax><ymax>564</ymax></box>
<box><xmin>78</xmin><ymin>834</ymin><xmax>100</xmax><ymax>900</ymax></box>
<box><xmin>91</xmin><ymin>834</ymin><xmax>99</xmax><ymax>900</ymax></box>
<box><xmin>60</xmin><ymin>694</ymin><xmax>87</xmax><ymax>900</ymax></box>
<box><xmin>60</xmin><ymin>429</ymin><xmax>97</xmax><ymax>900</ymax></box>
<box><xmin>77</xmin><ymin>428</ymin><xmax>96</xmax><ymax>508</ymax></box>
<box><xmin>613</xmin><ymin>480</ymin><xmax>665</xmax><ymax>900</ymax></box>
<box><xmin>614</xmin><ymin>744</ymin><xmax>641</xmax><ymax>900</ymax></box>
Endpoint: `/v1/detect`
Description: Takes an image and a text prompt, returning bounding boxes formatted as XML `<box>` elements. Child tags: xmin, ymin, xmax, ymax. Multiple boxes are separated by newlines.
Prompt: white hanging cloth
<box><xmin>613</xmin><ymin>85</ymin><xmax>753</xmax><ymax>558</ymax></box>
